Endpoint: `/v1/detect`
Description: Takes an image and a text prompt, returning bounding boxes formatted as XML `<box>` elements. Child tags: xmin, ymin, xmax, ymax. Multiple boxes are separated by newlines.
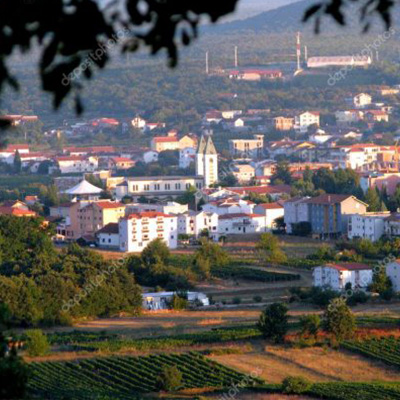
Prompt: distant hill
<box><xmin>210</xmin><ymin>0</ymin><xmax>396</xmax><ymax>34</ymax></box>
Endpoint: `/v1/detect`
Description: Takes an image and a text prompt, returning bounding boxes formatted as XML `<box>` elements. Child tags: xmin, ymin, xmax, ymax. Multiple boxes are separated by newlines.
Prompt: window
<box><xmin>165</xmin><ymin>184</ymin><xmax>170</xmax><ymax>190</ymax></box>
<box><xmin>154</xmin><ymin>184</ymin><xmax>160</xmax><ymax>190</ymax></box>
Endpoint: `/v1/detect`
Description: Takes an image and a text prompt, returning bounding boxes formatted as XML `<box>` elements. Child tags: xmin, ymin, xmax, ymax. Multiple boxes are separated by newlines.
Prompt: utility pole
<box><xmin>296</xmin><ymin>32</ymin><xmax>301</xmax><ymax>71</ymax></box>
<box><xmin>234</xmin><ymin>46</ymin><xmax>238</xmax><ymax>68</ymax></box>
<box><xmin>304</xmin><ymin>45</ymin><xmax>308</xmax><ymax>63</ymax></box>
<box><xmin>206</xmin><ymin>51</ymin><xmax>209</xmax><ymax>75</ymax></box>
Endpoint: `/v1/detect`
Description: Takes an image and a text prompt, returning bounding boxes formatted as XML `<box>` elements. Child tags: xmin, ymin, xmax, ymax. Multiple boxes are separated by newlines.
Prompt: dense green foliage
<box><xmin>282</xmin><ymin>376</ymin><xmax>312</xmax><ymax>394</ymax></box>
<box><xmin>25</xmin><ymin>329</ymin><xmax>50</xmax><ymax>357</ymax></box>
<box><xmin>256</xmin><ymin>233</ymin><xmax>287</xmax><ymax>264</ymax></box>
<box><xmin>257</xmin><ymin>303</ymin><xmax>289</xmax><ymax>343</ymax></box>
<box><xmin>0</xmin><ymin>217</ymin><xmax>142</xmax><ymax>326</ymax></box>
<box><xmin>28</xmin><ymin>352</ymin><xmax>254</xmax><ymax>398</ymax></box>
<box><xmin>156</xmin><ymin>364</ymin><xmax>183</xmax><ymax>392</ymax></box>
<box><xmin>323</xmin><ymin>298</ymin><xmax>355</xmax><ymax>341</ymax></box>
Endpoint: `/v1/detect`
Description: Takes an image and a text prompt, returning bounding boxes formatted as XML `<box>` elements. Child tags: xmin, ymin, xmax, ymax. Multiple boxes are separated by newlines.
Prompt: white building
<box><xmin>294</xmin><ymin>112</ymin><xmax>320</xmax><ymax>133</ymax></box>
<box><xmin>348</xmin><ymin>212</ymin><xmax>390</xmax><ymax>242</ymax></box>
<box><xmin>353</xmin><ymin>93</ymin><xmax>372</xmax><ymax>108</ymax></box>
<box><xmin>313</xmin><ymin>263</ymin><xmax>373</xmax><ymax>291</ymax></box>
<box><xmin>254</xmin><ymin>202</ymin><xmax>284</xmax><ymax>231</ymax></box>
<box><xmin>115</xmin><ymin>176</ymin><xmax>204</xmax><ymax>200</ymax></box>
<box><xmin>96</xmin><ymin>223</ymin><xmax>120</xmax><ymax>248</ymax></box>
<box><xmin>125</xmin><ymin>201</ymin><xmax>188</xmax><ymax>215</ymax></box>
<box><xmin>284</xmin><ymin>197</ymin><xmax>310</xmax><ymax>234</ymax></box>
<box><xmin>119</xmin><ymin>212</ymin><xmax>178</xmax><ymax>253</ymax></box>
<box><xmin>218</xmin><ymin>213</ymin><xmax>267</xmax><ymax>235</ymax></box>
<box><xmin>131</xmin><ymin>116</ymin><xmax>146</xmax><ymax>129</ymax></box>
<box><xmin>0</xmin><ymin>144</ymin><xmax>30</xmax><ymax>164</ymax></box>
<box><xmin>179</xmin><ymin>147</ymin><xmax>196</xmax><ymax>169</ymax></box>
<box><xmin>142</xmin><ymin>291</ymin><xmax>209</xmax><ymax>310</ymax></box>
<box><xmin>386</xmin><ymin>261</ymin><xmax>400</xmax><ymax>292</ymax></box>
<box><xmin>177</xmin><ymin>211</ymin><xmax>219</xmax><ymax>240</ymax></box>
<box><xmin>196</xmin><ymin>135</ymin><xmax>218</xmax><ymax>188</ymax></box>
<box><xmin>143</xmin><ymin>150</ymin><xmax>159</xmax><ymax>164</ymax></box>
<box><xmin>230</xmin><ymin>163</ymin><xmax>255</xmax><ymax>183</ymax></box>
<box><xmin>202</xmin><ymin>197</ymin><xmax>255</xmax><ymax>216</ymax></box>
<box><xmin>55</xmin><ymin>156</ymin><xmax>98</xmax><ymax>174</ymax></box>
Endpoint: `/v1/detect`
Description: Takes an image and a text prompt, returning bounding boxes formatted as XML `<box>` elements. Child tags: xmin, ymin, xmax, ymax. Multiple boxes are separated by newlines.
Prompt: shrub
<box><xmin>323</xmin><ymin>298</ymin><xmax>355</xmax><ymax>341</ymax></box>
<box><xmin>232</xmin><ymin>297</ymin><xmax>241</xmax><ymax>305</ymax></box>
<box><xmin>347</xmin><ymin>291</ymin><xmax>369</xmax><ymax>306</ymax></box>
<box><xmin>156</xmin><ymin>365</ymin><xmax>182</xmax><ymax>391</ymax></box>
<box><xmin>282</xmin><ymin>376</ymin><xmax>312</xmax><ymax>394</ymax></box>
<box><xmin>24</xmin><ymin>329</ymin><xmax>50</xmax><ymax>357</ymax></box>
<box><xmin>380</xmin><ymin>288</ymin><xmax>395</xmax><ymax>301</ymax></box>
<box><xmin>170</xmin><ymin>294</ymin><xmax>188</xmax><ymax>310</ymax></box>
<box><xmin>253</xmin><ymin>295</ymin><xmax>262</xmax><ymax>303</ymax></box>
<box><xmin>299</xmin><ymin>314</ymin><xmax>320</xmax><ymax>339</ymax></box>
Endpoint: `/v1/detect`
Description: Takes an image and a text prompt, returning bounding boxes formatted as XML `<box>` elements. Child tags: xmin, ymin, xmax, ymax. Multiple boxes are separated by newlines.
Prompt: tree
<box><xmin>0</xmin><ymin>333</ymin><xmax>29</xmax><ymax>399</ymax></box>
<box><xmin>323</xmin><ymin>298</ymin><xmax>355</xmax><ymax>341</ymax></box>
<box><xmin>271</xmin><ymin>161</ymin><xmax>292</xmax><ymax>185</ymax></box>
<box><xmin>0</xmin><ymin>1</ymin><xmax>240</xmax><ymax>114</ymax></box>
<box><xmin>157</xmin><ymin>365</ymin><xmax>183</xmax><ymax>392</ymax></box>
<box><xmin>219</xmin><ymin>173</ymin><xmax>238</xmax><ymax>187</ymax></box>
<box><xmin>257</xmin><ymin>303</ymin><xmax>289</xmax><ymax>343</ymax></box>
<box><xmin>256</xmin><ymin>233</ymin><xmax>287</xmax><ymax>264</ymax></box>
<box><xmin>282</xmin><ymin>376</ymin><xmax>312</xmax><ymax>395</ymax></box>
<box><xmin>24</xmin><ymin>329</ymin><xmax>50</xmax><ymax>357</ymax></box>
<box><xmin>365</xmin><ymin>188</ymin><xmax>381</xmax><ymax>212</ymax></box>
<box><xmin>13</xmin><ymin>151</ymin><xmax>21</xmax><ymax>174</ymax></box>
<box><xmin>141</xmin><ymin>238</ymin><xmax>171</xmax><ymax>268</ymax></box>
<box><xmin>299</xmin><ymin>314</ymin><xmax>321</xmax><ymax>339</ymax></box>
<box><xmin>369</xmin><ymin>267</ymin><xmax>392</xmax><ymax>295</ymax></box>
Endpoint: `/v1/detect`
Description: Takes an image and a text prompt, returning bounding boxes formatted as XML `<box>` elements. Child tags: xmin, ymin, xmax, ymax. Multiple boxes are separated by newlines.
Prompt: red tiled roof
<box><xmin>152</xmin><ymin>137</ymin><xmax>179</xmax><ymax>143</ymax></box>
<box><xmin>228</xmin><ymin>185</ymin><xmax>291</xmax><ymax>195</ymax></box>
<box><xmin>94</xmin><ymin>202</ymin><xmax>125</xmax><ymax>209</ymax></box>
<box><xmin>0</xmin><ymin>207</ymin><xmax>36</xmax><ymax>217</ymax></box>
<box><xmin>325</xmin><ymin>262</ymin><xmax>372</xmax><ymax>271</ymax></box>
<box><xmin>56</xmin><ymin>156</ymin><xmax>87</xmax><ymax>162</ymax></box>
<box><xmin>257</xmin><ymin>202</ymin><xmax>284</xmax><ymax>210</ymax></box>
<box><xmin>125</xmin><ymin>211</ymin><xmax>173</xmax><ymax>219</ymax></box>
<box><xmin>111</xmin><ymin>157</ymin><xmax>135</xmax><ymax>163</ymax></box>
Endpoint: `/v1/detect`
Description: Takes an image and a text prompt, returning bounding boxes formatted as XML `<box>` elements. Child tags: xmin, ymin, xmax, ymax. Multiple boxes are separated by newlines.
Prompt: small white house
<box><xmin>348</xmin><ymin>212</ymin><xmax>390</xmax><ymax>242</ymax></box>
<box><xmin>177</xmin><ymin>211</ymin><xmax>219</xmax><ymax>240</ymax></box>
<box><xmin>353</xmin><ymin>93</ymin><xmax>372</xmax><ymax>108</ymax></box>
<box><xmin>143</xmin><ymin>150</ymin><xmax>159</xmax><ymax>164</ymax></box>
<box><xmin>179</xmin><ymin>147</ymin><xmax>196</xmax><ymax>169</ymax></box>
<box><xmin>254</xmin><ymin>202</ymin><xmax>284</xmax><ymax>230</ymax></box>
<box><xmin>313</xmin><ymin>262</ymin><xmax>373</xmax><ymax>291</ymax></box>
<box><xmin>96</xmin><ymin>223</ymin><xmax>120</xmax><ymax>248</ymax></box>
<box><xmin>218</xmin><ymin>213</ymin><xmax>267</xmax><ymax>235</ymax></box>
<box><xmin>386</xmin><ymin>260</ymin><xmax>400</xmax><ymax>292</ymax></box>
<box><xmin>142</xmin><ymin>291</ymin><xmax>209</xmax><ymax>310</ymax></box>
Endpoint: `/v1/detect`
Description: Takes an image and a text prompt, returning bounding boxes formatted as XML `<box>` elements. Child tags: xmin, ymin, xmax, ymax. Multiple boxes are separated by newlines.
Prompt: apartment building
<box><xmin>254</xmin><ymin>202</ymin><xmax>284</xmax><ymax>230</ymax></box>
<box><xmin>202</xmin><ymin>198</ymin><xmax>255</xmax><ymax>216</ymax></box>
<box><xmin>177</xmin><ymin>211</ymin><xmax>219</xmax><ymax>240</ymax></box>
<box><xmin>229</xmin><ymin>135</ymin><xmax>264</xmax><ymax>158</ymax></box>
<box><xmin>218</xmin><ymin>213</ymin><xmax>267</xmax><ymax>235</ymax></box>
<box><xmin>119</xmin><ymin>212</ymin><xmax>178</xmax><ymax>252</ymax></box>
<box><xmin>386</xmin><ymin>260</ymin><xmax>400</xmax><ymax>292</ymax></box>
<box><xmin>348</xmin><ymin>212</ymin><xmax>390</xmax><ymax>242</ymax></box>
<box><xmin>55</xmin><ymin>155</ymin><xmax>98</xmax><ymax>174</ymax></box>
<box><xmin>273</xmin><ymin>116</ymin><xmax>294</xmax><ymax>131</ymax></box>
<box><xmin>313</xmin><ymin>263</ymin><xmax>373</xmax><ymax>290</ymax></box>
<box><xmin>353</xmin><ymin>93</ymin><xmax>372</xmax><ymax>108</ymax></box>
<box><xmin>294</xmin><ymin>112</ymin><xmax>320</xmax><ymax>133</ymax></box>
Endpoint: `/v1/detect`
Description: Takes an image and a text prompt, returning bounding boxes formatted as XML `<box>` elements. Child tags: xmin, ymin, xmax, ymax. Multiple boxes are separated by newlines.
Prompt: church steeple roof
<box><xmin>204</xmin><ymin>135</ymin><xmax>217</xmax><ymax>155</ymax></box>
<box><xmin>196</xmin><ymin>135</ymin><xmax>206</xmax><ymax>154</ymax></box>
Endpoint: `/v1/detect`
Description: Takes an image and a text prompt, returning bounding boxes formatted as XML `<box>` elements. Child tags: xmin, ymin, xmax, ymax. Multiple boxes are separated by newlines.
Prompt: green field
<box><xmin>28</xmin><ymin>352</ymin><xmax>258</xmax><ymax>399</ymax></box>
<box><xmin>342</xmin><ymin>337</ymin><xmax>400</xmax><ymax>369</ymax></box>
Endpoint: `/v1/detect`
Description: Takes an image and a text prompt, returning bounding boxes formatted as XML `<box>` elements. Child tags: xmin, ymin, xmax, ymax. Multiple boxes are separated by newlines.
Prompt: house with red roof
<box><xmin>254</xmin><ymin>202</ymin><xmax>285</xmax><ymax>230</ymax></box>
<box><xmin>218</xmin><ymin>213</ymin><xmax>268</xmax><ymax>235</ymax></box>
<box><xmin>313</xmin><ymin>262</ymin><xmax>373</xmax><ymax>290</ymax></box>
<box><xmin>151</xmin><ymin>132</ymin><xmax>180</xmax><ymax>152</ymax></box>
<box><xmin>55</xmin><ymin>155</ymin><xmax>98</xmax><ymax>174</ymax></box>
<box><xmin>108</xmin><ymin>157</ymin><xmax>136</xmax><ymax>171</ymax></box>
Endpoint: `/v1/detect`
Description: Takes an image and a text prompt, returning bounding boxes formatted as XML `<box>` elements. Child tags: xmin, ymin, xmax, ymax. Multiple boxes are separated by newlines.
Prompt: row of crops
<box><xmin>310</xmin><ymin>382</ymin><xmax>400</xmax><ymax>400</ymax></box>
<box><xmin>28</xmin><ymin>352</ymin><xmax>259</xmax><ymax>399</ymax></box>
<box><xmin>73</xmin><ymin>326</ymin><xmax>261</xmax><ymax>352</ymax></box>
<box><xmin>211</xmin><ymin>264</ymin><xmax>301</xmax><ymax>282</ymax></box>
<box><xmin>342</xmin><ymin>336</ymin><xmax>400</xmax><ymax>368</ymax></box>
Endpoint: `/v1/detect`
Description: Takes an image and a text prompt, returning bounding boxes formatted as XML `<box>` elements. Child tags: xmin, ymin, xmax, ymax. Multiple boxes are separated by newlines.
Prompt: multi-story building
<box><xmin>202</xmin><ymin>198</ymin><xmax>255</xmax><ymax>216</ymax></box>
<box><xmin>115</xmin><ymin>176</ymin><xmax>204</xmax><ymax>200</ymax></box>
<box><xmin>230</xmin><ymin>163</ymin><xmax>255</xmax><ymax>183</ymax></box>
<box><xmin>313</xmin><ymin>262</ymin><xmax>373</xmax><ymax>290</ymax></box>
<box><xmin>119</xmin><ymin>212</ymin><xmax>178</xmax><ymax>252</ymax></box>
<box><xmin>179</xmin><ymin>147</ymin><xmax>196</xmax><ymax>169</ymax></box>
<box><xmin>348</xmin><ymin>212</ymin><xmax>390</xmax><ymax>242</ymax></box>
<box><xmin>273</xmin><ymin>116</ymin><xmax>294</xmax><ymax>131</ymax></box>
<box><xmin>229</xmin><ymin>135</ymin><xmax>264</xmax><ymax>158</ymax></box>
<box><xmin>218</xmin><ymin>213</ymin><xmax>267</xmax><ymax>235</ymax></box>
<box><xmin>177</xmin><ymin>211</ymin><xmax>219</xmax><ymax>240</ymax></box>
<box><xmin>254</xmin><ymin>202</ymin><xmax>284</xmax><ymax>231</ymax></box>
<box><xmin>294</xmin><ymin>112</ymin><xmax>320</xmax><ymax>133</ymax></box>
<box><xmin>96</xmin><ymin>223</ymin><xmax>120</xmax><ymax>248</ymax></box>
<box><xmin>353</xmin><ymin>93</ymin><xmax>372</xmax><ymax>108</ymax></box>
<box><xmin>360</xmin><ymin>172</ymin><xmax>400</xmax><ymax>196</ymax></box>
<box><xmin>305</xmin><ymin>194</ymin><xmax>367</xmax><ymax>238</ymax></box>
<box><xmin>386</xmin><ymin>260</ymin><xmax>400</xmax><ymax>292</ymax></box>
<box><xmin>151</xmin><ymin>135</ymin><xmax>180</xmax><ymax>152</ymax></box>
<box><xmin>55</xmin><ymin>155</ymin><xmax>98</xmax><ymax>174</ymax></box>
<box><xmin>284</xmin><ymin>196</ymin><xmax>310</xmax><ymax>234</ymax></box>
<box><xmin>108</xmin><ymin>157</ymin><xmax>135</xmax><ymax>171</ymax></box>
<box><xmin>384</xmin><ymin>213</ymin><xmax>400</xmax><ymax>237</ymax></box>
<box><xmin>125</xmin><ymin>201</ymin><xmax>188</xmax><ymax>215</ymax></box>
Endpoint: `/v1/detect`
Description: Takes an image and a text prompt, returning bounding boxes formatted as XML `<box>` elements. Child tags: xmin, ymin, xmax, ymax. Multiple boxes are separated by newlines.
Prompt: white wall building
<box><xmin>119</xmin><ymin>212</ymin><xmax>178</xmax><ymax>253</ymax></box>
<box><xmin>179</xmin><ymin>147</ymin><xmax>196</xmax><ymax>169</ymax></box>
<box><xmin>284</xmin><ymin>197</ymin><xmax>310</xmax><ymax>234</ymax></box>
<box><xmin>125</xmin><ymin>202</ymin><xmax>188</xmax><ymax>215</ymax></box>
<box><xmin>353</xmin><ymin>93</ymin><xmax>372</xmax><ymax>108</ymax></box>
<box><xmin>218</xmin><ymin>213</ymin><xmax>267</xmax><ymax>235</ymax></box>
<box><xmin>142</xmin><ymin>291</ymin><xmax>209</xmax><ymax>310</ymax></box>
<box><xmin>386</xmin><ymin>261</ymin><xmax>400</xmax><ymax>292</ymax></box>
<box><xmin>143</xmin><ymin>150</ymin><xmax>159</xmax><ymax>164</ymax></box>
<box><xmin>348</xmin><ymin>212</ymin><xmax>390</xmax><ymax>242</ymax></box>
<box><xmin>254</xmin><ymin>202</ymin><xmax>284</xmax><ymax>230</ymax></box>
<box><xmin>202</xmin><ymin>198</ymin><xmax>255</xmax><ymax>216</ymax></box>
<box><xmin>96</xmin><ymin>223</ymin><xmax>120</xmax><ymax>248</ymax></box>
<box><xmin>56</xmin><ymin>156</ymin><xmax>98</xmax><ymax>174</ymax></box>
<box><xmin>294</xmin><ymin>112</ymin><xmax>320</xmax><ymax>133</ymax></box>
<box><xmin>313</xmin><ymin>263</ymin><xmax>373</xmax><ymax>291</ymax></box>
<box><xmin>177</xmin><ymin>211</ymin><xmax>219</xmax><ymax>240</ymax></box>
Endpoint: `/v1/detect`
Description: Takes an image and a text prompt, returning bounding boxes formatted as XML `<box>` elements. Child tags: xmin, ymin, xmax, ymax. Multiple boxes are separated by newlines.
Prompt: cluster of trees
<box><xmin>258</xmin><ymin>297</ymin><xmax>355</xmax><ymax>344</ymax></box>
<box><xmin>126</xmin><ymin>238</ymin><xmax>230</xmax><ymax>290</ymax></box>
<box><xmin>0</xmin><ymin>217</ymin><xmax>142</xmax><ymax>326</ymax></box>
